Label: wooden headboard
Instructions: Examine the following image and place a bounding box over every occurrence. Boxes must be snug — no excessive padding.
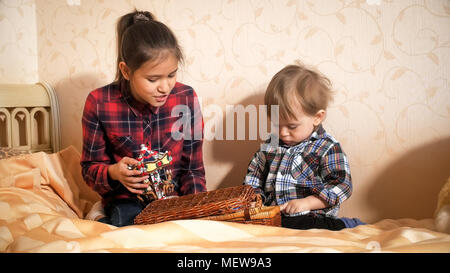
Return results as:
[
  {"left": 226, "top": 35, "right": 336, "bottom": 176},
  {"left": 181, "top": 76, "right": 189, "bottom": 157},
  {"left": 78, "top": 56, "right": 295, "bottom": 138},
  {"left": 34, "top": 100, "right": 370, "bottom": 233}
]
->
[{"left": 0, "top": 82, "right": 61, "bottom": 153}]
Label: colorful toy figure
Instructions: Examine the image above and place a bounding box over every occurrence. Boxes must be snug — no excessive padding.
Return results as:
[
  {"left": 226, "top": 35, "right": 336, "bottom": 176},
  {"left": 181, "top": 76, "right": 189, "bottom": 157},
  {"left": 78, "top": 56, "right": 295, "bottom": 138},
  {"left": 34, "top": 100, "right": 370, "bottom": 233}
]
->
[{"left": 129, "top": 144, "right": 175, "bottom": 203}]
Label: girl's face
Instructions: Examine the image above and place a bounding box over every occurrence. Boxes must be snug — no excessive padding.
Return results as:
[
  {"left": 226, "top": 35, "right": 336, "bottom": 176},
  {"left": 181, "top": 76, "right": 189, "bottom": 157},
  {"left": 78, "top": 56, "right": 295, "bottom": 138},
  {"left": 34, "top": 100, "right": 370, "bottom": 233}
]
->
[{"left": 120, "top": 53, "right": 178, "bottom": 107}]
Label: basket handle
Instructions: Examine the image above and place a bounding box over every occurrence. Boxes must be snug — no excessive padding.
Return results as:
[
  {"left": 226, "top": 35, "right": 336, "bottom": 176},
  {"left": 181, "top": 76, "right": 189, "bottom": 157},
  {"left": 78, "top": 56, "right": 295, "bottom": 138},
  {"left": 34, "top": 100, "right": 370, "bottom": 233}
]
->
[
  {"left": 253, "top": 194, "right": 262, "bottom": 208},
  {"left": 243, "top": 208, "right": 251, "bottom": 221}
]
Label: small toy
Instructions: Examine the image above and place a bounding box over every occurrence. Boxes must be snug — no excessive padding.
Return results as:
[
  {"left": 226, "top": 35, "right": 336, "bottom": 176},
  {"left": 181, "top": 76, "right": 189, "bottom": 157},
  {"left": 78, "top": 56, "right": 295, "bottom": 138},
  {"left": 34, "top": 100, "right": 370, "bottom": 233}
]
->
[{"left": 128, "top": 144, "right": 175, "bottom": 204}]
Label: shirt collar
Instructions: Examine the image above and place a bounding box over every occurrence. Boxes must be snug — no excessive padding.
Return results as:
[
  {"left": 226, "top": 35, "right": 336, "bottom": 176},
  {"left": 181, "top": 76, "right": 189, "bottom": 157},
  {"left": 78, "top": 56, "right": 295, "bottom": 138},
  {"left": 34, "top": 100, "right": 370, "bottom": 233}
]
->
[
  {"left": 310, "top": 124, "right": 325, "bottom": 141},
  {"left": 120, "top": 81, "right": 160, "bottom": 116},
  {"left": 280, "top": 124, "right": 326, "bottom": 149}
]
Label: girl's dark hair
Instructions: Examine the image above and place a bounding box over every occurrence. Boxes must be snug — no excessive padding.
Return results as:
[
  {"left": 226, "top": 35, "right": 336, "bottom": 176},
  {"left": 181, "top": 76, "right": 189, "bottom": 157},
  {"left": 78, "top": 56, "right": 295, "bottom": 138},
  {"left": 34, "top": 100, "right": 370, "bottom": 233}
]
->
[{"left": 115, "top": 10, "right": 184, "bottom": 84}]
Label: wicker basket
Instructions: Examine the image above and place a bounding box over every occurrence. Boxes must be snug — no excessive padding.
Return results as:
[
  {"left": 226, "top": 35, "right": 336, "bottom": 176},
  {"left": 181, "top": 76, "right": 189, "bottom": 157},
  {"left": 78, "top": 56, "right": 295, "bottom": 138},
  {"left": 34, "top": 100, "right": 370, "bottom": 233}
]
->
[
  {"left": 199, "top": 205, "right": 281, "bottom": 226},
  {"left": 134, "top": 185, "right": 279, "bottom": 225}
]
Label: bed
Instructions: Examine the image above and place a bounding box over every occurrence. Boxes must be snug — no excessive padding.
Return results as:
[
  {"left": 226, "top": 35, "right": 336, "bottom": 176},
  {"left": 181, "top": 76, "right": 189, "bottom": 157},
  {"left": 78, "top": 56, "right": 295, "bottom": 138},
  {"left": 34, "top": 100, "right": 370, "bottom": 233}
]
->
[
  {"left": 0, "top": 83, "right": 449, "bottom": 253},
  {"left": 0, "top": 82, "right": 60, "bottom": 155}
]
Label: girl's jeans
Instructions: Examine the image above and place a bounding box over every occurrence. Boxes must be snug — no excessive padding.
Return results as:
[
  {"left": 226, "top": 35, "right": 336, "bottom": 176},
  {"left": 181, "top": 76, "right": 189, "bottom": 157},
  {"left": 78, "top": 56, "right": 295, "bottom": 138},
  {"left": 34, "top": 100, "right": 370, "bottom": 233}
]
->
[{"left": 98, "top": 199, "right": 145, "bottom": 227}]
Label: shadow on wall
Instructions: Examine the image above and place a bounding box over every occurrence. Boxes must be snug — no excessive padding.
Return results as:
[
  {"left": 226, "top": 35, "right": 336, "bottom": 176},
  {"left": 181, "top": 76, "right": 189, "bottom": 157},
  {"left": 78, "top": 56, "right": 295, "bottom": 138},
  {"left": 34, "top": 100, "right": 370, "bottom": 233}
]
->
[
  {"left": 367, "top": 137, "right": 450, "bottom": 221},
  {"left": 209, "top": 92, "right": 267, "bottom": 189}
]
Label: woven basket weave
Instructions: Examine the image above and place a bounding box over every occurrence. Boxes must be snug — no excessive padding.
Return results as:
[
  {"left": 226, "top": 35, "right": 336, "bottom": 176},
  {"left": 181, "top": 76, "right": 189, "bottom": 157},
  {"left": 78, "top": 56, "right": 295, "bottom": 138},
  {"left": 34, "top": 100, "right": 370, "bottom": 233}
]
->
[
  {"left": 134, "top": 185, "right": 279, "bottom": 225},
  {"left": 199, "top": 205, "right": 281, "bottom": 226}
]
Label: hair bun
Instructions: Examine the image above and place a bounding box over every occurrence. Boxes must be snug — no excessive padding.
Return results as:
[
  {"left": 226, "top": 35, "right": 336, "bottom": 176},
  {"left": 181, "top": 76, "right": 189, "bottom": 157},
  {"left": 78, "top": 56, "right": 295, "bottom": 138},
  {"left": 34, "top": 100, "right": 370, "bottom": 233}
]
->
[{"left": 133, "top": 12, "right": 152, "bottom": 23}]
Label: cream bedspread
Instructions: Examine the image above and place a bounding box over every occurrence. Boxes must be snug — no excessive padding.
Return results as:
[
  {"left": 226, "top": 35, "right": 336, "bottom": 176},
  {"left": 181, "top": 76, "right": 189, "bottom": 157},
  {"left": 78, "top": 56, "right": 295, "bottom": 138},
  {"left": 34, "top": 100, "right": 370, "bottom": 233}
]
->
[{"left": 0, "top": 147, "right": 449, "bottom": 253}]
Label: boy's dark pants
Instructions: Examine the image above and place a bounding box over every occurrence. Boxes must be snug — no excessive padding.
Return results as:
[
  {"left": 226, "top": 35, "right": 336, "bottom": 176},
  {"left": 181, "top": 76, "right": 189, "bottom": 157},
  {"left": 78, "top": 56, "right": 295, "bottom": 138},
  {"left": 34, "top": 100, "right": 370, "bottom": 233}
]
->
[{"left": 281, "top": 214, "right": 346, "bottom": 231}]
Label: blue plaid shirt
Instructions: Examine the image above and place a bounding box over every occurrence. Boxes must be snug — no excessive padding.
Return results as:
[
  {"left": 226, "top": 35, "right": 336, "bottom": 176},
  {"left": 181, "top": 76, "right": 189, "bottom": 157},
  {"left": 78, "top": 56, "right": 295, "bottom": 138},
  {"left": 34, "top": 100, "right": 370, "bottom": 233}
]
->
[{"left": 244, "top": 125, "right": 352, "bottom": 217}]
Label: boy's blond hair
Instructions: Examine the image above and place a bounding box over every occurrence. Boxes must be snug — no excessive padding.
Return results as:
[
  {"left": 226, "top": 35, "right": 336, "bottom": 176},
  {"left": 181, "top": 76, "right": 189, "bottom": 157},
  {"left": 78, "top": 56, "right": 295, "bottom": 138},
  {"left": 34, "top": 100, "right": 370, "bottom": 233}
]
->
[{"left": 265, "top": 62, "right": 333, "bottom": 120}]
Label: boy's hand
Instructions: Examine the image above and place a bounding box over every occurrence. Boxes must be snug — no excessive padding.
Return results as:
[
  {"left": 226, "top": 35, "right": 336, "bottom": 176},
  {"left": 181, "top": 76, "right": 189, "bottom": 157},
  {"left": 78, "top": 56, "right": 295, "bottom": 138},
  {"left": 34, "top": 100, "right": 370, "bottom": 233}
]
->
[
  {"left": 279, "top": 195, "right": 328, "bottom": 215},
  {"left": 279, "top": 199, "right": 311, "bottom": 215},
  {"left": 107, "top": 157, "right": 149, "bottom": 194}
]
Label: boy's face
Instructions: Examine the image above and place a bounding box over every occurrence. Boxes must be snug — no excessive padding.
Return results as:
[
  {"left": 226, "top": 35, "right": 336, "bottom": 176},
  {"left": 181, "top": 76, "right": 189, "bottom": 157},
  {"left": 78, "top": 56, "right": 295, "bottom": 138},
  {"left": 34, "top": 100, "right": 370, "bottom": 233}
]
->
[
  {"left": 120, "top": 53, "right": 178, "bottom": 107},
  {"left": 275, "top": 105, "right": 325, "bottom": 146}
]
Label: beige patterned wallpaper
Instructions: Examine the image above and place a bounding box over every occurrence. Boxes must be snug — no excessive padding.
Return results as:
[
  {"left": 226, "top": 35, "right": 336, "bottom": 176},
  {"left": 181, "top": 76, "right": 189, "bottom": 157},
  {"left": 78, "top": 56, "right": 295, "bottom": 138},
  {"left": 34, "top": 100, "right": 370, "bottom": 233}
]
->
[
  {"left": 0, "top": 0, "right": 38, "bottom": 83},
  {"left": 1, "top": 0, "right": 450, "bottom": 223}
]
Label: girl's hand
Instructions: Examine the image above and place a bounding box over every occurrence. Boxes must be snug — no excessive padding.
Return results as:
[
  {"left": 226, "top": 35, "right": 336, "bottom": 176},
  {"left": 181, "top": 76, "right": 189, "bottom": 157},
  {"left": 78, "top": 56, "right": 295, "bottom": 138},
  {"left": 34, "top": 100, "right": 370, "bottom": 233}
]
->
[{"left": 107, "top": 157, "right": 149, "bottom": 194}]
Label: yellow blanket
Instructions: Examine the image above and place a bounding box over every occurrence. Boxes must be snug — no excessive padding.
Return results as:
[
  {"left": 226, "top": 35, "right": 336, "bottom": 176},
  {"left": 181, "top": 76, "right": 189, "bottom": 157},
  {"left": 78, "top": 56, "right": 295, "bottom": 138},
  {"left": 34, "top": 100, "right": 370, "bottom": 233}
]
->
[{"left": 0, "top": 147, "right": 449, "bottom": 253}]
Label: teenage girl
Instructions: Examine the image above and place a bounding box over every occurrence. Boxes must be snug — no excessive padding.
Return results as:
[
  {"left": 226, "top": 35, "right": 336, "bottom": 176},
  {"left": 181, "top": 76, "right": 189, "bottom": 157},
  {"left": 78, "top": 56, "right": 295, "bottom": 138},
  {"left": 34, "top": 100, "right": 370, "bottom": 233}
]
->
[{"left": 81, "top": 10, "right": 206, "bottom": 227}]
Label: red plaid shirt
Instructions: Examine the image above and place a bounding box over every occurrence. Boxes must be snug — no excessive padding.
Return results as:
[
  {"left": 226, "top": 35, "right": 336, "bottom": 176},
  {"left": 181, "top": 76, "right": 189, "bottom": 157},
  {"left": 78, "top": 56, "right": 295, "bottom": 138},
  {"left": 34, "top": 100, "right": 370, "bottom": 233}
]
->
[{"left": 81, "top": 82, "right": 206, "bottom": 206}]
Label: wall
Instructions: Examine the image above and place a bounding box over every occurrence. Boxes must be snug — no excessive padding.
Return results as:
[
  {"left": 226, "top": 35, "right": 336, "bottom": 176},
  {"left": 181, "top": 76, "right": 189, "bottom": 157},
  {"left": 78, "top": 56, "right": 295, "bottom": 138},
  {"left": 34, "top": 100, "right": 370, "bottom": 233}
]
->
[
  {"left": 0, "top": 0, "right": 38, "bottom": 83},
  {"left": 3, "top": 0, "right": 450, "bottom": 223}
]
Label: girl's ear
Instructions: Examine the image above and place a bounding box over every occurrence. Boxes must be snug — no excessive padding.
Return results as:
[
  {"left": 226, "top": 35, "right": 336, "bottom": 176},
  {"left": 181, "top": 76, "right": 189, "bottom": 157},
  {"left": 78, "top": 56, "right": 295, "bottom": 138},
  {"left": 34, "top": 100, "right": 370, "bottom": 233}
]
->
[
  {"left": 313, "top": 110, "right": 326, "bottom": 126},
  {"left": 119, "top": 61, "right": 131, "bottom": 80}
]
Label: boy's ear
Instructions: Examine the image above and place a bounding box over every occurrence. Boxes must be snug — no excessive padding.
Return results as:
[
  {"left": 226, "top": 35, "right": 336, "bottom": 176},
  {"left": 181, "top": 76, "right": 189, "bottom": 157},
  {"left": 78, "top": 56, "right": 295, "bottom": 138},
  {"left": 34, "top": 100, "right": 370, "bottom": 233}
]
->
[
  {"left": 313, "top": 110, "right": 326, "bottom": 126},
  {"left": 119, "top": 61, "right": 131, "bottom": 80}
]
